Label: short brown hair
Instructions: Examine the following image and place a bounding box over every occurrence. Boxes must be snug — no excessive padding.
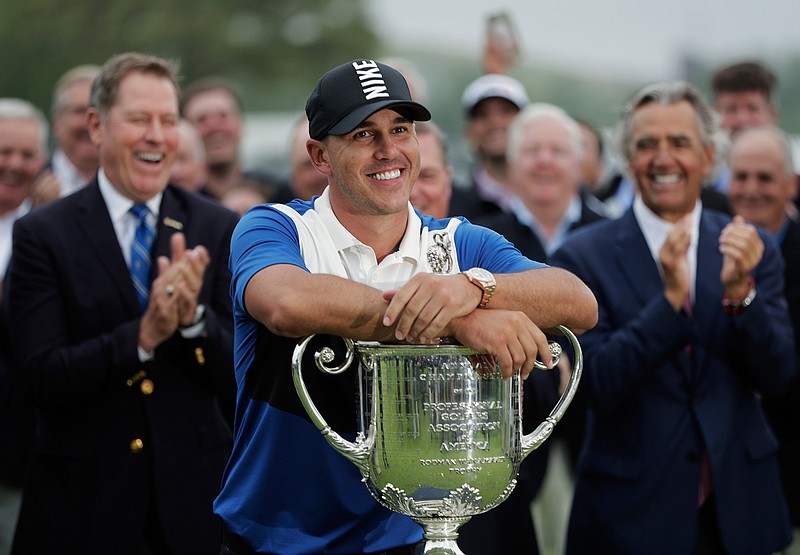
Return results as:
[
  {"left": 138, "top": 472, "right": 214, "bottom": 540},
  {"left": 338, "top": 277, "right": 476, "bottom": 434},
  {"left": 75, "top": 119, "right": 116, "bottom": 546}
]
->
[
  {"left": 51, "top": 64, "right": 101, "bottom": 117},
  {"left": 710, "top": 61, "right": 777, "bottom": 101},
  {"left": 89, "top": 52, "right": 180, "bottom": 117},
  {"left": 179, "top": 76, "right": 243, "bottom": 117}
]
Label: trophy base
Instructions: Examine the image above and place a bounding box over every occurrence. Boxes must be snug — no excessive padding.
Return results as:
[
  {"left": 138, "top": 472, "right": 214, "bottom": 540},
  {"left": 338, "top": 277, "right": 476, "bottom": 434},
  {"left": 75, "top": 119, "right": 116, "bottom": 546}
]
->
[{"left": 412, "top": 516, "right": 470, "bottom": 555}]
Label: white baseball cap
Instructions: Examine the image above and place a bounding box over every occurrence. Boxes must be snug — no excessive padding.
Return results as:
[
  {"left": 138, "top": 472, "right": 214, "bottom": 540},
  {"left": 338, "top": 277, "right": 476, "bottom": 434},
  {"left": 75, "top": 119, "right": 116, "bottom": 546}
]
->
[{"left": 461, "top": 74, "right": 529, "bottom": 116}]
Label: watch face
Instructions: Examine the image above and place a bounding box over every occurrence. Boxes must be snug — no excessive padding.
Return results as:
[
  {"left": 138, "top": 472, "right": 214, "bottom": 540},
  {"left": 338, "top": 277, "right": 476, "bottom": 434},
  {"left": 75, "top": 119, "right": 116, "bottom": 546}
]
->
[{"left": 470, "top": 268, "right": 493, "bottom": 282}]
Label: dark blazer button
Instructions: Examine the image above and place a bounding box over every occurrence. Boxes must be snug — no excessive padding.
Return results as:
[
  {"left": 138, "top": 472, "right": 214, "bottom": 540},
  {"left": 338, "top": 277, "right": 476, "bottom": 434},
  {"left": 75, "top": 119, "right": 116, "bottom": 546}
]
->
[{"left": 130, "top": 438, "right": 144, "bottom": 454}]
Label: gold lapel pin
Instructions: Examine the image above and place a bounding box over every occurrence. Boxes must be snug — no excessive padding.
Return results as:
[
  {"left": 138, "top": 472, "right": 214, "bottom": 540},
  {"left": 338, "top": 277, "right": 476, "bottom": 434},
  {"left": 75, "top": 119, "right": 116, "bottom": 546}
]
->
[{"left": 163, "top": 217, "right": 183, "bottom": 231}]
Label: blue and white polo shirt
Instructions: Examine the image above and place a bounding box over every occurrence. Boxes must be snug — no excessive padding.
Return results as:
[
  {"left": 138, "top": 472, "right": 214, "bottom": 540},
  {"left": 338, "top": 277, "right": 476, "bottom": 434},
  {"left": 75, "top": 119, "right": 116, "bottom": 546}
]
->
[{"left": 214, "top": 188, "right": 546, "bottom": 554}]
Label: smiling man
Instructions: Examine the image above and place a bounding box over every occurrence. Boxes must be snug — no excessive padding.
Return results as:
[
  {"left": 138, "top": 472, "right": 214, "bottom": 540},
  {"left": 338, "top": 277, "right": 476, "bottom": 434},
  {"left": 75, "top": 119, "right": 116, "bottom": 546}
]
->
[
  {"left": 51, "top": 65, "right": 102, "bottom": 197},
  {"left": 0, "top": 98, "right": 47, "bottom": 554},
  {"left": 7, "top": 52, "right": 239, "bottom": 555},
  {"left": 711, "top": 61, "right": 778, "bottom": 140},
  {"left": 0, "top": 100, "right": 47, "bottom": 279},
  {"left": 449, "top": 73, "right": 529, "bottom": 221},
  {"left": 214, "top": 59, "right": 598, "bottom": 555},
  {"left": 727, "top": 125, "right": 800, "bottom": 551},
  {"left": 551, "top": 82, "right": 795, "bottom": 555},
  {"left": 180, "top": 77, "right": 245, "bottom": 201},
  {"left": 727, "top": 126, "right": 798, "bottom": 236},
  {"left": 461, "top": 103, "right": 607, "bottom": 555}
]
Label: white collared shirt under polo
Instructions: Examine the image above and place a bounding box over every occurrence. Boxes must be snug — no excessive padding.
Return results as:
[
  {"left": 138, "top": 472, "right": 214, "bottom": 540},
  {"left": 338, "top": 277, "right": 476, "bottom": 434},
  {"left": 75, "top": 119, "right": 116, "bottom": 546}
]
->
[{"left": 265, "top": 187, "right": 488, "bottom": 291}]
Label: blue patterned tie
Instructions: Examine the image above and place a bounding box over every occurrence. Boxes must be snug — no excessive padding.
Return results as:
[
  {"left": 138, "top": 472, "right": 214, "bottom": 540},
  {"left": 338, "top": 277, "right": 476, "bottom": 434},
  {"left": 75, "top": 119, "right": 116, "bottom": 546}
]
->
[{"left": 129, "top": 205, "right": 155, "bottom": 313}]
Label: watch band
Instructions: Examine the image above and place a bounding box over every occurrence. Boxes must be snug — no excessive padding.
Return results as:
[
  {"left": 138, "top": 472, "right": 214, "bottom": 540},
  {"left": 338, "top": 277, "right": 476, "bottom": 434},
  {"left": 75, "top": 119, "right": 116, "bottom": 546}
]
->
[
  {"left": 463, "top": 268, "right": 496, "bottom": 309},
  {"left": 722, "top": 278, "right": 756, "bottom": 316}
]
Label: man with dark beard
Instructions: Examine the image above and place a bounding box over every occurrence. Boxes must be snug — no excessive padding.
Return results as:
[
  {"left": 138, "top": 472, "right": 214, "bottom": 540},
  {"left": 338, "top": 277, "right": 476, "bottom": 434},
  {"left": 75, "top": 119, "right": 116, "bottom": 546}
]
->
[{"left": 449, "top": 73, "right": 529, "bottom": 221}]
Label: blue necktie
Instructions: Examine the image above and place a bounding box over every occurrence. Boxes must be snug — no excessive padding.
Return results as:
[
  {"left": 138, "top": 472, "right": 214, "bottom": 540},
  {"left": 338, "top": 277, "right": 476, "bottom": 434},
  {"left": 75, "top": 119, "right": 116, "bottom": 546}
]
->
[{"left": 129, "top": 205, "right": 155, "bottom": 313}]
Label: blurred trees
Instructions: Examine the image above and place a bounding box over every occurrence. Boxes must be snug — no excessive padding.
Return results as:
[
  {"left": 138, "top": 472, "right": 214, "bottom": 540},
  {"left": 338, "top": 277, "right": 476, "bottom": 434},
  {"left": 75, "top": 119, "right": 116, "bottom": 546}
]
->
[
  {"left": 3, "top": 0, "right": 798, "bottom": 177},
  {"left": 0, "top": 0, "right": 379, "bottom": 114}
]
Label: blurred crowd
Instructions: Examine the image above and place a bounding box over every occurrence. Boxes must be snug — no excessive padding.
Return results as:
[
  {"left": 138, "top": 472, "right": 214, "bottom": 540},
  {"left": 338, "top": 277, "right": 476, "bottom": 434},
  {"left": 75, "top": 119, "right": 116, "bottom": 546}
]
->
[{"left": 0, "top": 12, "right": 799, "bottom": 555}]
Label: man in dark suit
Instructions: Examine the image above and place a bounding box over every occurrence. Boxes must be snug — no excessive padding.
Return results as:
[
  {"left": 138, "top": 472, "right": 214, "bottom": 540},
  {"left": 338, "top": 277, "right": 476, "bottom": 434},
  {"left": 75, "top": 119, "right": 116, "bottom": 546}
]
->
[
  {"left": 726, "top": 124, "right": 800, "bottom": 551},
  {"left": 461, "top": 102, "right": 605, "bottom": 555},
  {"left": 27, "top": 65, "right": 101, "bottom": 208},
  {"left": 449, "top": 73, "right": 529, "bottom": 222},
  {"left": 0, "top": 97, "right": 48, "bottom": 554},
  {"left": 551, "top": 82, "right": 795, "bottom": 555},
  {"left": 477, "top": 102, "right": 607, "bottom": 262},
  {"left": 7, "top": 52, "right": 238, "bottom": 555}
]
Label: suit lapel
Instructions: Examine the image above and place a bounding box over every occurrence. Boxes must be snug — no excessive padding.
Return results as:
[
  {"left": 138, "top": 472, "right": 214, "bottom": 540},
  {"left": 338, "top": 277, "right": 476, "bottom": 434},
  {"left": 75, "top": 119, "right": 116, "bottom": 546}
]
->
[
  {"left": 154, "top": 186, "right": 189, "bottom": 260},
  {"left": 76, "top": 181, "right": 140, "bottom": 314},
  {"left": 614, "top": 210, "right": 663, "bottom": 306},
  {"left": 616, "top": 209, "right": 696, "bottom": 383},
  {"left": 693, "top": 211, "right": 726, "bottom": 376}
]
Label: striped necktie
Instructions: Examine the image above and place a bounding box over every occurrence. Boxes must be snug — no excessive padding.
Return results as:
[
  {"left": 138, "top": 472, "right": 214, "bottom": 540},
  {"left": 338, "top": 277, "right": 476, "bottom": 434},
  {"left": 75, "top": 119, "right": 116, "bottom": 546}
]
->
[{"left": 129, "top": 204, "right": 155, "bottom": 313}]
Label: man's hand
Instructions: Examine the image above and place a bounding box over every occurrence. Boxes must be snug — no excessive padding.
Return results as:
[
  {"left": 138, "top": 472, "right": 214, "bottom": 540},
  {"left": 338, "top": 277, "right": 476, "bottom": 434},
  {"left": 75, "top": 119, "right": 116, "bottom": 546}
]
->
[
  {"left": 482, "top": 13, "right": 520, "bottom": 74},
  {"left": 30, "top": 170, "right": 61, "bottom": 208},
  {"left": 138, "top": 233, "right": 209, "bottom": 352},
  {"left": 659, "top": 214, "right": 692, "bottom": 311},
  {"left": 166, "top": 233, "right": 209, "bottom": 327},
  {"left": 382, "top": 273, "right": 482, "bottom": 343},
  {"left": 719, "top": 215, "right": 763, "bottom": 297},
  {"left": 447, "top": 309, "right": 552, "bottom": 379}
]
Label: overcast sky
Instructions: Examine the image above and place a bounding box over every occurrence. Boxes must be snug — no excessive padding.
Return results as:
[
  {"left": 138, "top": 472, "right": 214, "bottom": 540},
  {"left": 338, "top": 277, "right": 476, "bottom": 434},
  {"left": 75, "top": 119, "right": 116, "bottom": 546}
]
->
[{"left": 367, "top": 0, "right": 800, "bottom": 80}]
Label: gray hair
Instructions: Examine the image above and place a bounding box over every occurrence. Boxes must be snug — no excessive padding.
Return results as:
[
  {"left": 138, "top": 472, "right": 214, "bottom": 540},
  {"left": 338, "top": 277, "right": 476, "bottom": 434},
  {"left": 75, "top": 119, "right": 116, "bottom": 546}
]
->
[
  {"left": 616, "top": 81, "right": 718, "bottom": 161},
  {"left": 730, "top": 125, "right": 796, "bottom": 178},
  {"left": 0, "top": 98, "right": 49, "bottom": 153},
  {"left": 506, "top": 102, "right": 584, "bottom": 163},
  {"left": 51, "top": 64, "right": 102, "bottom": 117}
]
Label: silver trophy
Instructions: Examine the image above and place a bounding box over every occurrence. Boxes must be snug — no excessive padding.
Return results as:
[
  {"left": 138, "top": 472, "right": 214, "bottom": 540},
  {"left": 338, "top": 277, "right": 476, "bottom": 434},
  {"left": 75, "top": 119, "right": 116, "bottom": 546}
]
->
[{"left": 292, "top": 326, "right": 582, "bottom": 555}]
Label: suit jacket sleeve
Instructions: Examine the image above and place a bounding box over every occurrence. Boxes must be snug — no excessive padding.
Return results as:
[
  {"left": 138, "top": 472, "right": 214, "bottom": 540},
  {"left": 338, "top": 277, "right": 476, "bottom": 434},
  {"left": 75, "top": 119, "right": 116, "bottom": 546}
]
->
[
  {"left": 550, "top": 221, "right": 795, "bottom": 414},
  {"left": 8, "top": 213, "right": 142, "bottom": 409},
  {"left": 154, "top": 208, "right": 237, "bottom": 411},
  {"left": 6, "top": 195, "right": 238, "bottom": 413}
]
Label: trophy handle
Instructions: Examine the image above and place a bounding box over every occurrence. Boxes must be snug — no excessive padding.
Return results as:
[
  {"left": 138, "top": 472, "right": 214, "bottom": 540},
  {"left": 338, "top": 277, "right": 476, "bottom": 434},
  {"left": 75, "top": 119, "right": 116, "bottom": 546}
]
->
[
  {"left": 521, "top": 325, "right": 583, "bottom": 460},
  {"left": 292, "top": 335, "right": 372, "bottom": 474}
]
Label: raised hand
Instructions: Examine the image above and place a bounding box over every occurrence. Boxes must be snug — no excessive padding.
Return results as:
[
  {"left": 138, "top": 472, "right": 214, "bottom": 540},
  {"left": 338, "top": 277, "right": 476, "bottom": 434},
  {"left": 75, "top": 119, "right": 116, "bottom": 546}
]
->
[
  {"left": 138, "top": 232, "right": 210, "bottom": 352},
  {"left": 719, "top": 215, "right": 763, "bottom": 297},
  {"left": 659, "top": 214, "right": 692, "bottom": 311}
]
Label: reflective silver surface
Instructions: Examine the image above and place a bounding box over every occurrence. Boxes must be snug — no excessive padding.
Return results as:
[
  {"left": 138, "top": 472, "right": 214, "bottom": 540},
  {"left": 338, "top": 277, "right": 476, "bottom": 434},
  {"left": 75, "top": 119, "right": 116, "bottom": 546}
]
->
[{"left": 292, "top": 327, "right": 582, "bottom": 555}]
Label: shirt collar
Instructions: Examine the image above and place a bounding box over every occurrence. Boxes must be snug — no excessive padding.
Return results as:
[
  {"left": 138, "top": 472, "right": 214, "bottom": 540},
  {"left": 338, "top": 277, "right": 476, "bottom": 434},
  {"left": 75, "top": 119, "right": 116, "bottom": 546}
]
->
[
  {"left": 511, "top": 195, "right": 583, "bottom": 255},
  {"left": 474, "top": 165, "right": 516, "bottom": 211},
  {"left": 314, "top": 187, "right": 422, "bottom": 264},
  {"left": 52, "top": 149, "right": 87, "bottom": 197},
  {"left": 633, "top": 196, "right": 701, "bottom": 256},
  {"left": 0, "top": 198, "right": 31, "bottom": 223},
  {"left": 395, "top": 206, "right": 423, "bottom": 264},
  {"left": 774, "top": 215, "right": 793, "bottom": 246},
  {"left": 632, "top": 195, "right": 701, "bottom": 300},
  {"left": 98, "top": 167, "right": 162, "bottom": 224}
]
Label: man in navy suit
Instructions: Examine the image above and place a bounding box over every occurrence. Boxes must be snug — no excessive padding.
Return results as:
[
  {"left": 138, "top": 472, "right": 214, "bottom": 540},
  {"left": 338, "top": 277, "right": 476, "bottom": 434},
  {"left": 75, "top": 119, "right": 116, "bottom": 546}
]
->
[
  {"left": 7, "top": 52, "right": 238, "bottom": 555},
  {"left": 726, "top": 125, "right": 800, "bottom": 552},
  {"left": 551, "top": 81, "right": 795, "bottom": 555},
  {"left": 460, "top": 102, "right": 607, "bottom": 555}
]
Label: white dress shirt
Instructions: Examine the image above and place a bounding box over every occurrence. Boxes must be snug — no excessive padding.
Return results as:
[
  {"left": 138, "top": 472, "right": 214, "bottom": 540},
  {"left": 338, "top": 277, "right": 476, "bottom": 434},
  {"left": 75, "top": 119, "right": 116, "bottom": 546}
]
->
[{"left": 633, "top": 195, "right": 701, "bottom": 303}]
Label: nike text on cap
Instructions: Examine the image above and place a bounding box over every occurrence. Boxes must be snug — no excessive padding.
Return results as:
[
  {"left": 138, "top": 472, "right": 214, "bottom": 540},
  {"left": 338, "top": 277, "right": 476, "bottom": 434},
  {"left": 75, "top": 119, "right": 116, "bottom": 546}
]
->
[{"left": 306, "top": 59, "right": 432, "bottom": 140}]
